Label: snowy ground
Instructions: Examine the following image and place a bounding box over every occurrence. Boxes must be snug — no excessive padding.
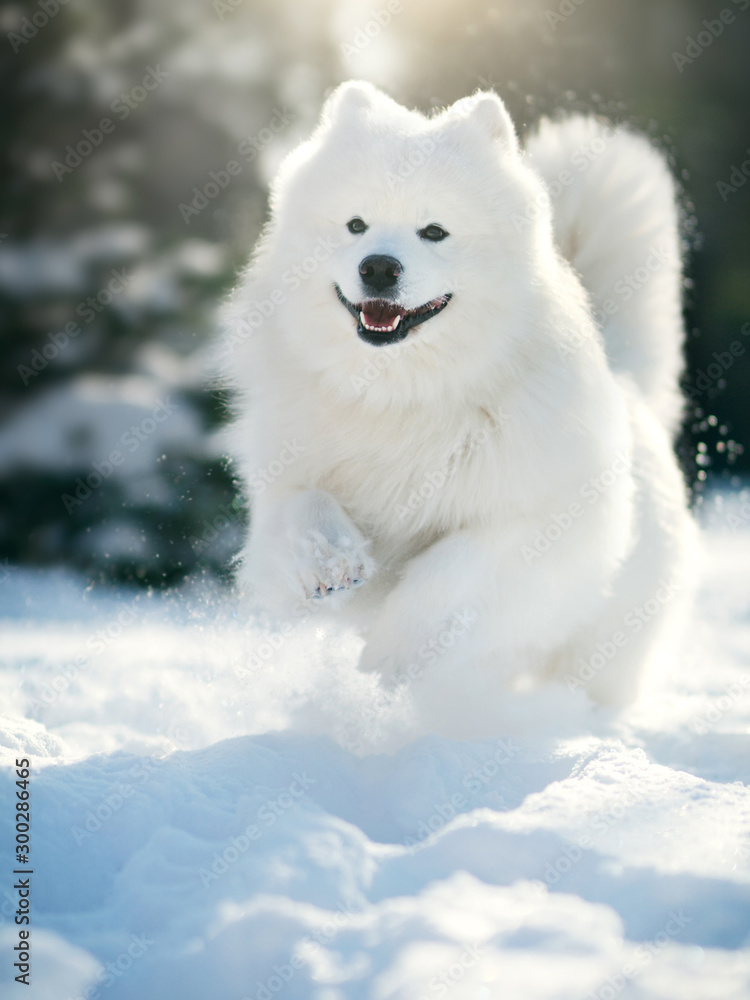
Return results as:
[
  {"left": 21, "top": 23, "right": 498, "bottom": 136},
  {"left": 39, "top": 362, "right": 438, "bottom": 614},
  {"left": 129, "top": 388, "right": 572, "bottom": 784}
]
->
[{"left": 1, "top": 494, "right": 750, "bottom": 1000}]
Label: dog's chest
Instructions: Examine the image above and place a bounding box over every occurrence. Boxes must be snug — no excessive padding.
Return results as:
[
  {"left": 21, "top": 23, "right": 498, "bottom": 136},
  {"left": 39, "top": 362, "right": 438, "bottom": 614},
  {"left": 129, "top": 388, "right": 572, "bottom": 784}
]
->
[{"left": 308, "top": 401, "right": 508, "bottom": 547}]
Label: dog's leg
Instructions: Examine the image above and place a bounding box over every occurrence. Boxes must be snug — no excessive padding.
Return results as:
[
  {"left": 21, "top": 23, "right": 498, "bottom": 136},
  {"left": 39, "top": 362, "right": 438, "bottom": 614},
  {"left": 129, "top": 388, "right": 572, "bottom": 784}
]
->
[
  {"left": 357, "top": 531, "right": 496, "bottom": 683},
  {"left": 238, "top": 489, "right": 375, "bottom": 608},
  {"left": 357, "top": 522, "right": 615, "bottom": 686}
]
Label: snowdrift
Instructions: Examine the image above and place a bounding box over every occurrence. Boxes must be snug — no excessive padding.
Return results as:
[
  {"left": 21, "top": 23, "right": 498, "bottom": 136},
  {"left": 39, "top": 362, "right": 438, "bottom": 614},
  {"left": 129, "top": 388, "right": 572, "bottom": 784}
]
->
[{"left": 1, "top": 505, "right": 750, "bottom": 999}]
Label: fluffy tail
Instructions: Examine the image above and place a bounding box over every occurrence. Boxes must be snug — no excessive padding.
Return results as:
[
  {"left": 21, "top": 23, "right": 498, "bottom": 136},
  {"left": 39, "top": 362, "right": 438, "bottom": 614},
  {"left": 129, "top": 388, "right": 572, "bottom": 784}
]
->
[{"left": 525, "top": 116, "right": 685, "bottom": 434}]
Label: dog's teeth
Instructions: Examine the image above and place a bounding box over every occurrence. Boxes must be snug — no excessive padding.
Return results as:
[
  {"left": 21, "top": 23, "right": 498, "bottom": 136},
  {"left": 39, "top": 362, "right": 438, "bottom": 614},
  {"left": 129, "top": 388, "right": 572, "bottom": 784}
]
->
[{"left": 359, "top": 312, "right": 402, "bottom": 334}]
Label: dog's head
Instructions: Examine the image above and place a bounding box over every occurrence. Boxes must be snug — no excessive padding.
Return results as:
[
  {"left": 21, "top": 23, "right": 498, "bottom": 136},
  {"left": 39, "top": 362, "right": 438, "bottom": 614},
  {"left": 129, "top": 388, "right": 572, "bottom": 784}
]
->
[{"left": 238, "top": 82, "right": 552, "bottom": 402}]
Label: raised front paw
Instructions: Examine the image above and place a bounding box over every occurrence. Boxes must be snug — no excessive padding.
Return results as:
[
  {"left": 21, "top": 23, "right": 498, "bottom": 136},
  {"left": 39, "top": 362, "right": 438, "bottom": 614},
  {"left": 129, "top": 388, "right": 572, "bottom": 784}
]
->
[{"left": 294, "top": 529, "right": 373, "bottom": 601}]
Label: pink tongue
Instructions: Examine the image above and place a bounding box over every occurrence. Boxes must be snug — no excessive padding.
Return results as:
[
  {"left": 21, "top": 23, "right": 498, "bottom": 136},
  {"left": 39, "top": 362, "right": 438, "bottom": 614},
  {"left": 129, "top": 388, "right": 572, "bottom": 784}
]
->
[{"left": 361, "top": 301, "right": 406, "bottom": 328}]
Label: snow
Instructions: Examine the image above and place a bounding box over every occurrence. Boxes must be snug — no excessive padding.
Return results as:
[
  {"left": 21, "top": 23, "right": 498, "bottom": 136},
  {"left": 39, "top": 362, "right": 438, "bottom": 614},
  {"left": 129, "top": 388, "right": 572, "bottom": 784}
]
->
[{"left": 1, "top": 503, "right": 750, "bottom": 999}]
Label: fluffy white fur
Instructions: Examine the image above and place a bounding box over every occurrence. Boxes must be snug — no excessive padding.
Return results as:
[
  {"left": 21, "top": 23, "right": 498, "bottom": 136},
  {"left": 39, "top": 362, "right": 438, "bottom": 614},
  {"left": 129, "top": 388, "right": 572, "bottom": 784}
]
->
[{"left": 222, "top": 81, "right": 694, "bottom": 710}]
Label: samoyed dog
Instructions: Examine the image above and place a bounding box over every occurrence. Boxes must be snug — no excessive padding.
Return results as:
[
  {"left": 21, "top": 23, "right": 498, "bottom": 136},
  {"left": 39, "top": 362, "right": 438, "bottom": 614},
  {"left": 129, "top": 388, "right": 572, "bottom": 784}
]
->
[{"left": 222, "top": 81, "right": 694, "bottom": 711}]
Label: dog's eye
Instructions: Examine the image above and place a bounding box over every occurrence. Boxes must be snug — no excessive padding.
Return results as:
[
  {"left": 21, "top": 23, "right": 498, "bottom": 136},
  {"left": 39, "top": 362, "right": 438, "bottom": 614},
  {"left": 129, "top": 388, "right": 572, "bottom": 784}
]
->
[
  {"left": 419, "top": 224, "right": 449, "bottom": 242},
  {"left": 347, "top": 217, "right": 368, "bottom": 234}
]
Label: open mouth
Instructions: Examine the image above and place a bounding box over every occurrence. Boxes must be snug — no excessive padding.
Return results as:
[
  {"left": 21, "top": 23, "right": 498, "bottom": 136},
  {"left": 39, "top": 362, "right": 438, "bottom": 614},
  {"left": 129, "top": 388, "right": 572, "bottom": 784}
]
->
[{"left": 335, "top": 285, "right": 451, "bottom": 346}]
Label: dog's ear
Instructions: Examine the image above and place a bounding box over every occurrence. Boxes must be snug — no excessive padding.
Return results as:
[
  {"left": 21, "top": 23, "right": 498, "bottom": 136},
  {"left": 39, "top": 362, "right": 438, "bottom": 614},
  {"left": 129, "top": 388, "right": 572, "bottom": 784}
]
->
[
  {"left": 445, "top": 91, "right": 519, "bottom": 155},
  {"left": 321, "top": 80, "right": 379, "bottom": 127}
]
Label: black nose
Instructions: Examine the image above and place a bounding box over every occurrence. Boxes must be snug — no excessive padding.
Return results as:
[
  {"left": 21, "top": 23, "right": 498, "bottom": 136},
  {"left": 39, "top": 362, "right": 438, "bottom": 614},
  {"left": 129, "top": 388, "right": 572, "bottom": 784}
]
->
[{"left": 359, "top": 254, "right": 402, "bottom": 295}]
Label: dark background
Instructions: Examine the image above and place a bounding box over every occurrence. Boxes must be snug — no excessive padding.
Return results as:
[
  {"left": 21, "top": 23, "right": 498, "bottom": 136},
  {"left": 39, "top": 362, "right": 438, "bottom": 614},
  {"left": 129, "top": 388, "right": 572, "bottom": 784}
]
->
[{"left": 1, "top": 0, "right": 748, "bottom": 587}]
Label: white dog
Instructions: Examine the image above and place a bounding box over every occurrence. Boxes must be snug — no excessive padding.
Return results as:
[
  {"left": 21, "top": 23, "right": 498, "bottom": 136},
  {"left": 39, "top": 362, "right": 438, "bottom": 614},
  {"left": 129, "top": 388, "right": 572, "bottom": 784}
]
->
[{"left": 222, "top": 81, "right": 694, "bottom": 708}]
